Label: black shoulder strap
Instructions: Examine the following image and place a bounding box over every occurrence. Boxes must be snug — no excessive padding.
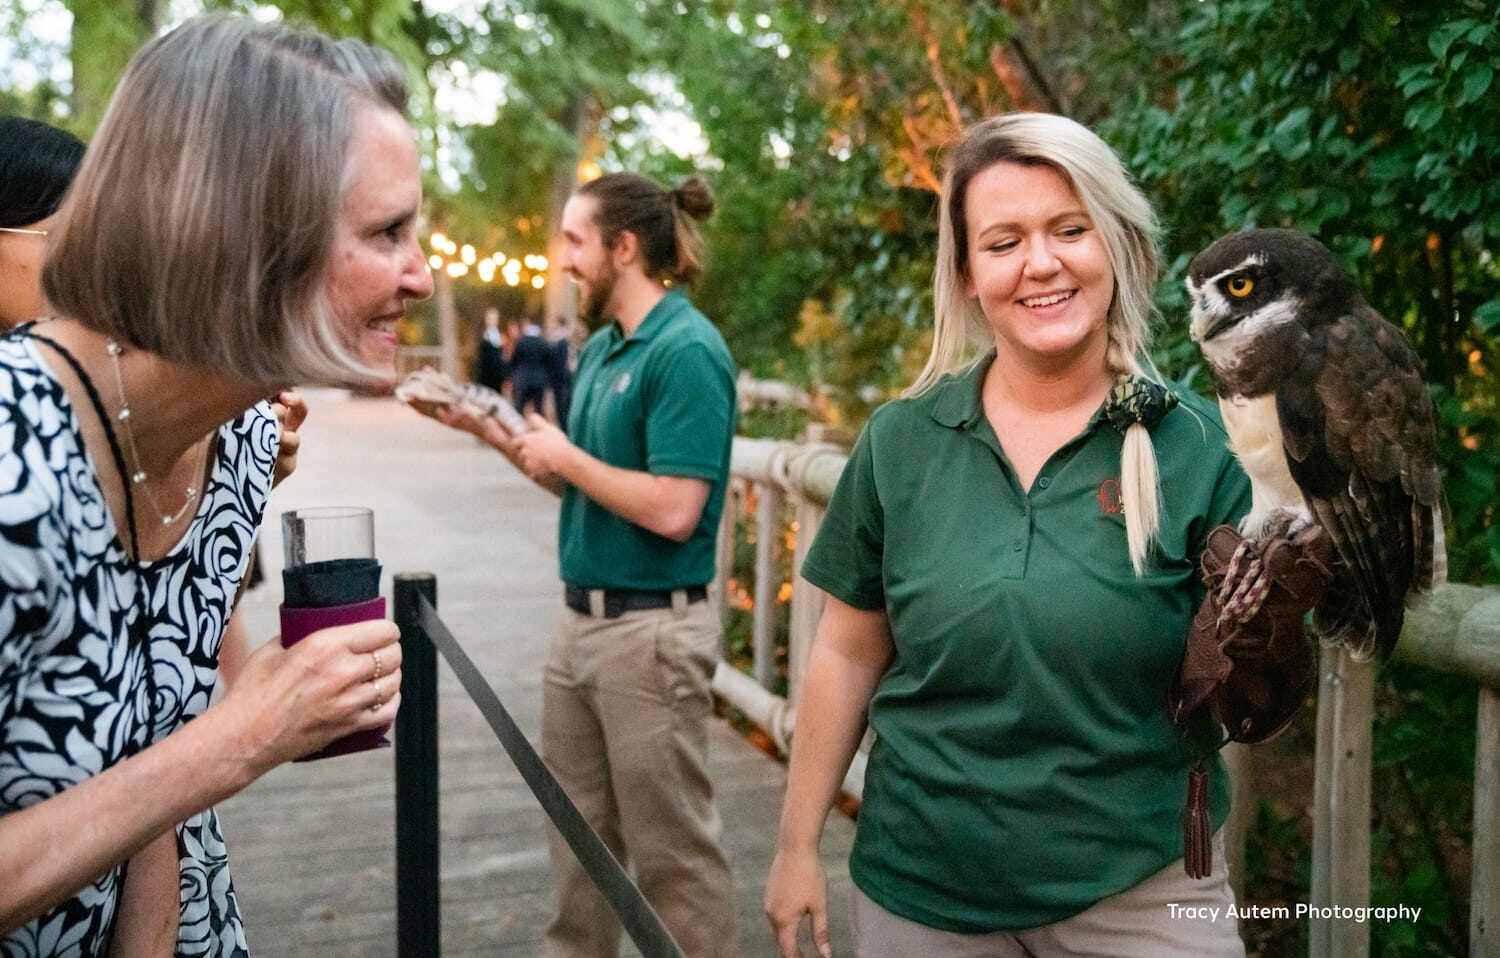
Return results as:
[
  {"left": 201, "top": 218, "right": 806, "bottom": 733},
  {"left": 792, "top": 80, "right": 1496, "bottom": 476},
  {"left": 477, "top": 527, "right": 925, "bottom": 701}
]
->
[{"left": 24, "top": 331, "right": 143, "bottom": 560}]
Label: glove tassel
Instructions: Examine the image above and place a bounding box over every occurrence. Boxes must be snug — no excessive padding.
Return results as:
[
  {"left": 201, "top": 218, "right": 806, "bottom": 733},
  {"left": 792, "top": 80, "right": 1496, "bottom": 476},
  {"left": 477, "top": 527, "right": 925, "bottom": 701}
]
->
[{"left": 1183, "top": 760, "right": 1212, "bottom": 879}]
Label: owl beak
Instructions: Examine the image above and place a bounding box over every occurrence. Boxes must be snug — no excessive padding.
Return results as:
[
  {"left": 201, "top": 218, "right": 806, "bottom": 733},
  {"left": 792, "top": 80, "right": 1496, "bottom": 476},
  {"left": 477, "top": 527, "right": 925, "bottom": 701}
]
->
[{"left": 1200, "top": 313, "right": 1240, "bottom": 342}]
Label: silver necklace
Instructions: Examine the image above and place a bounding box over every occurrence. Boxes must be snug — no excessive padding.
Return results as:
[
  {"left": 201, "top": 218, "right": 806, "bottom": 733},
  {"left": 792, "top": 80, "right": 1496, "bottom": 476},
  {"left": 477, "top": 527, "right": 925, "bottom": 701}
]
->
[{"left": 105, "top": 339, "right": 207, "bottom": 527}]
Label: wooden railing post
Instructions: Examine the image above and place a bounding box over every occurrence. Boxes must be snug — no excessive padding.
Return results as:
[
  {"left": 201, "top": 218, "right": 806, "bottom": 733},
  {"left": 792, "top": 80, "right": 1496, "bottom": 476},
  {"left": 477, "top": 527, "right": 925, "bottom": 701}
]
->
[
  {"left": 1309, "top": 645, "right": 1375, "bottom": 958},
  {"left": 1222, "top": 742, "right": 1251, "bottom": 905},
  {"left": 1467, "top": 592, "right": 1500, "bottom": 958},
  {"left": 394, "top": 573, "right": 440, "bottom": 958},
  {"left": 1474, "top": 687, "right": 1499, "bottom": 958},
  {"left": 752, "top": 481, "right": 784, "bottom": 690},
  {"left": 713, "top": 480, "right": 739, "bottom": 633}
]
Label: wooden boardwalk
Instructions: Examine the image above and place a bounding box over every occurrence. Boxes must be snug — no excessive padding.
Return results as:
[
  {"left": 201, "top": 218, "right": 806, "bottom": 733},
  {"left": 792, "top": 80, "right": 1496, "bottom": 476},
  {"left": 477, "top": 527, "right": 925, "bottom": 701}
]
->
[{"left": 221, "top": 390, "right": 856, "bottom": 956}]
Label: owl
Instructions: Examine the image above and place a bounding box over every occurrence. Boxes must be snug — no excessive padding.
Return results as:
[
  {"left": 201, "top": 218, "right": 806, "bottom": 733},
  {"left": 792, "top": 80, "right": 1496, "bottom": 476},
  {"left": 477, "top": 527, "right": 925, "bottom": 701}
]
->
[{"left": 1186, "top": 228, "right": 1444, "bottom": 661}]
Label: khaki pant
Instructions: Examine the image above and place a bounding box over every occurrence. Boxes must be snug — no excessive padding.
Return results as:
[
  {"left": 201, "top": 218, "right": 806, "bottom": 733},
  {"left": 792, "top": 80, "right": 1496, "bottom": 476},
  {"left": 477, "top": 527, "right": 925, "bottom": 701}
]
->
[
  {"left": 850, "top": 830, "right": 1244, "bottom": 957},
  {"left": 541, "top": 593, "right": 737, "bottom": 958}
]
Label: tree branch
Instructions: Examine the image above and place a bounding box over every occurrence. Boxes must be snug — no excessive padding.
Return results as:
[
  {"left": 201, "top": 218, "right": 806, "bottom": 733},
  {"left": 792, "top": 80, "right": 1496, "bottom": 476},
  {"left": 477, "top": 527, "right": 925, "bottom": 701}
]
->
[
  {"left": 899, "top": 115, "right": 944, "bottom": 194},
  {"left": 1005, "top": 36, "right": 1064, "bottom": 115},
  {"left": 988, "top": 43, "right": 1046, "bottom": 113},
  {"left": 1440, "top": 229, "right": 1458, "bottom": 384},
  {"left": 1415, "top": 236, "right": 1451, "bottom": 388},
  {"left": 905, "top": 1, "right": 964, "bottom": 129}
]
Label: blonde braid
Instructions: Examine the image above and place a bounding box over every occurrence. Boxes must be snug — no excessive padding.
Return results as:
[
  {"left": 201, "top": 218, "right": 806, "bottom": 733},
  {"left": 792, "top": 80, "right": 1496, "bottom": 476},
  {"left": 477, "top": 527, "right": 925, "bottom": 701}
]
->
[{"left": 1107, "top": 319, "right": 1165, "bottom": 576}]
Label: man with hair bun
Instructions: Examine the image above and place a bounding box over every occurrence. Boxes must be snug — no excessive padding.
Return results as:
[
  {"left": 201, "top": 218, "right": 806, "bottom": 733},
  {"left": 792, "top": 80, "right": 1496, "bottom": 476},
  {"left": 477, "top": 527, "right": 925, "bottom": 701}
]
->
[{"left": 425, "top": 170, "right": 738, "bottom": 957}]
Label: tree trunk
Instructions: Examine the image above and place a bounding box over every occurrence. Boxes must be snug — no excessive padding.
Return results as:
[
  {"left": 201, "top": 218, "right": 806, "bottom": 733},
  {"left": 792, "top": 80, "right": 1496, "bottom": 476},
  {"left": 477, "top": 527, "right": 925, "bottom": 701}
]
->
[
  {"left": 68, "top": 0, "right": 158, "bottom": 134},
  {"left": 545, "top": 94, "right": 588, "bottom": 342},
  {"left": 1416, "top": 235, "right": 1453, "bottom": 390}
]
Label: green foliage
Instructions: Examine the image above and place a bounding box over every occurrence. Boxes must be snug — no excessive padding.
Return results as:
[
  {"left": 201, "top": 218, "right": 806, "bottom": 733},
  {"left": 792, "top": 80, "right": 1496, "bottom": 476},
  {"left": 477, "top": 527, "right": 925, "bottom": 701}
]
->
[
  {"left": 1369, "top": 664, "right": 1477, "bottom": 956},
  {"left": 654, "top": 5, "right": 1494, "bottom": 953},
  {"left": 1100, "top": 0, "right": 1499, "bottom": 584},
  {"left": 0, "top": 0, "right": 72, "bottom": 122},
  {"left": 64, "top": 0, "right": 157, "bottom": 133},
  {"left": 631, "top": 2, "right": 990, "bottom": 394},
  {"left": 1092, "top": 7, "right": 1496, "bottom": 952},
  {"left": 5, "top": 7, "right": 1493, "bottom": 945}
]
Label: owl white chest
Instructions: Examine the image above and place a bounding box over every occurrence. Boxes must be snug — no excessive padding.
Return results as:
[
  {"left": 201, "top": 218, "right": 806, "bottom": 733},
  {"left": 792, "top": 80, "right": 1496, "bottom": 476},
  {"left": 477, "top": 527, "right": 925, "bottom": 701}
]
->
[{"left": 1218, "top": 393, "right": 1306, "bottom": 535}]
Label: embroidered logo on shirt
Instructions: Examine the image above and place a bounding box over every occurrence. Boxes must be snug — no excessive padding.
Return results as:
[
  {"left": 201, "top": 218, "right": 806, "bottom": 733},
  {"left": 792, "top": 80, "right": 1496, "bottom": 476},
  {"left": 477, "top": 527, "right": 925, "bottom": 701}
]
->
[
  {"left": 613, "top": 372, "right": 632, "bottom": 394},
  {"left": 1097, "top": 478, "right": 1123, "bottom": 515}
]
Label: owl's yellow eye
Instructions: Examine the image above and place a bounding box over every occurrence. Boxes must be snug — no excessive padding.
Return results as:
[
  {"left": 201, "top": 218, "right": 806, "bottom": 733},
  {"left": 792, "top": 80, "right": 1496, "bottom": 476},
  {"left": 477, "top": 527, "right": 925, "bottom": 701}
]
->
[{"left": 1227, "top": 276, "right": 1255, "bottom": 298}]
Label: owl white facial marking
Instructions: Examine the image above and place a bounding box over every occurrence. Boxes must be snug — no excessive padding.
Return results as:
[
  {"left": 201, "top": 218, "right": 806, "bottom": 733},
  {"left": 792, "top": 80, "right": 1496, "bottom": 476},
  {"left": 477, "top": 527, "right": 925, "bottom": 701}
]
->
[
  {"left": 1188, "top": 253, "right": 1266, "bottom": 343},
  {"left": 1197, "top": 293, "right": 1302, "bottom": 379}
]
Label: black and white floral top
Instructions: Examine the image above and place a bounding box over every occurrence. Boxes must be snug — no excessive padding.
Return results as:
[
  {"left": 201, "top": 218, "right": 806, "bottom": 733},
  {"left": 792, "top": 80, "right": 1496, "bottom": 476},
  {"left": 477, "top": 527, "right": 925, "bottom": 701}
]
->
[{"left": 0, "top": 334, "right": 277, "bottom": 956}]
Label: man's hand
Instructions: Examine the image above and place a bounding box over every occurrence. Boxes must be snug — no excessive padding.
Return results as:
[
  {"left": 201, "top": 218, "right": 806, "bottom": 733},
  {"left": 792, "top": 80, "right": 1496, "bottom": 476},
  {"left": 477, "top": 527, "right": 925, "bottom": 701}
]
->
[
  {"left": 270, "top": 390, "right": 307, "bottom": 488},
  {"left": 515, "top": 413, "right": 574, "bottom": 484},
  {"left": 430, "top": 400, "right": 516, "bottom": 454}
]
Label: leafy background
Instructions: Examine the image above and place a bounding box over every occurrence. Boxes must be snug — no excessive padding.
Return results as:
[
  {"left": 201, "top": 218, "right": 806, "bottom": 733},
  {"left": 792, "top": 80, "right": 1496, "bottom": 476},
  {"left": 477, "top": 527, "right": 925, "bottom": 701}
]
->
[{"left": 3, "top": 1, "right": 1494, "bottom": 953}]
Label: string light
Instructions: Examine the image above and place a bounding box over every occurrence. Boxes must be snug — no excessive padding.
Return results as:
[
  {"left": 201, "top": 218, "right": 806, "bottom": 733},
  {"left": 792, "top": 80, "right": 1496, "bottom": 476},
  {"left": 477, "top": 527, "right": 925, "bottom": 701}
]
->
[{"left": 423, "top": 231, "right": 550, "bottom": 289}]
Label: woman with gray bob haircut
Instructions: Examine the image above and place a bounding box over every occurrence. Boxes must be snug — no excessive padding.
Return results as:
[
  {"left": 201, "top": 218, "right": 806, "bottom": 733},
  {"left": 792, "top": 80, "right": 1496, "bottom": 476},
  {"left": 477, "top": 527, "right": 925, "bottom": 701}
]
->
[
  {"left": 765, "top": 113, "right": 1249, "bottom": 956},
  {"left": 0, "top": 15, "right": 431, "bottom": 956}
]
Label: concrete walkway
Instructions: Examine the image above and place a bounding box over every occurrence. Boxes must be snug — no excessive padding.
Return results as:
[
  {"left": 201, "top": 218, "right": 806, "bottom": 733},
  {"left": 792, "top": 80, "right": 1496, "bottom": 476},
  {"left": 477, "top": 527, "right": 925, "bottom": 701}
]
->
[{"left": 219, "top": 390, "right": 856, "bottom": 957}]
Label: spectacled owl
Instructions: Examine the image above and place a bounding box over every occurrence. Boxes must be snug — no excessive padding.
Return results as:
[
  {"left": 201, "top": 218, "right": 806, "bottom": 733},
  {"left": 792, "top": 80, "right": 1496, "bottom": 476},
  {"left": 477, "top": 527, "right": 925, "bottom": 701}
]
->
[{"left": 1187, "top": 228, "right": 1444, "bottom": 661}]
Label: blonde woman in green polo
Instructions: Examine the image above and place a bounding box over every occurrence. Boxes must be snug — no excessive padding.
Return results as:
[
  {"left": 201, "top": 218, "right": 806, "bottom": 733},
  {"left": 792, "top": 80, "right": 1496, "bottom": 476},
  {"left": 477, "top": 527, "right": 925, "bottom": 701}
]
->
[{"left": 764, "top": 113, "right": 1251, "bottom": 957}]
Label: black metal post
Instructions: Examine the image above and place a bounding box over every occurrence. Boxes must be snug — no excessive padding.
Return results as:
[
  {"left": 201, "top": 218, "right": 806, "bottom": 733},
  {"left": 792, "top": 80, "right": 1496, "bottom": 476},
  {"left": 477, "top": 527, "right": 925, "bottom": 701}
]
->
[{"left": 394, "top": 573, "right": 440, "bottom": 957}]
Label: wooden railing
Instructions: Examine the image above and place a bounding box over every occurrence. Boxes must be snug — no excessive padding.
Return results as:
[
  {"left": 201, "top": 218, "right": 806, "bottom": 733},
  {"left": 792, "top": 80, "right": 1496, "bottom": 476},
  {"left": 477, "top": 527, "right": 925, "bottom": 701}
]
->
[{"left": 712, "top": 436, "right": 1499, "bottom": 958}]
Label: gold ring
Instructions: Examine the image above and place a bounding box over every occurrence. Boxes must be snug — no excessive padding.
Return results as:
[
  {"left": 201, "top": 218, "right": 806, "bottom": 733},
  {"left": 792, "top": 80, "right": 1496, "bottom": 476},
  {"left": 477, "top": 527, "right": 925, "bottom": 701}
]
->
[
  {"left": 369, "top": 678, "right": 386, "bottom": 712},
  {"left": 371, "top": 650, "right": 384, "bottom": 681}
]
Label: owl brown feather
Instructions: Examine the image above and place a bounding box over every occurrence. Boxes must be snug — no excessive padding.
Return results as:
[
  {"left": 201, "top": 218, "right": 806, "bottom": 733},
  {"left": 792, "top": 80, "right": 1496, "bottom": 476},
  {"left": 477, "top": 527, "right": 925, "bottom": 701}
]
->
[{"left": 1188, "top": 229, "right": 1443, "bottom": 662}]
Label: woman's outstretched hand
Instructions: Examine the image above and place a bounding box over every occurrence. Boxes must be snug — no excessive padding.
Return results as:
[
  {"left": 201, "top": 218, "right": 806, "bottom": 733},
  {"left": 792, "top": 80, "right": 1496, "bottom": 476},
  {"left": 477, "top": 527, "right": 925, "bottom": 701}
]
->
[
  {"left": 764, "top": 845, "right": 833, "bottom": 958},
  {"left": 212, "top": 620, "right": 402, "bottom": 773},
  {"left": 270, "top": 389, "right": 307, "bottom": 488}
]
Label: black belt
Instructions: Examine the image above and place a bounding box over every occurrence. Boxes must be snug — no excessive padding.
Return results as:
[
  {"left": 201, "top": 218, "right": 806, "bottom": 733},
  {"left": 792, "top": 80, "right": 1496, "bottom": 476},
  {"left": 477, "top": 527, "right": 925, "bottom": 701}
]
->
[{"left": 564, "top": 584, "right": 708, "bottom": 618}]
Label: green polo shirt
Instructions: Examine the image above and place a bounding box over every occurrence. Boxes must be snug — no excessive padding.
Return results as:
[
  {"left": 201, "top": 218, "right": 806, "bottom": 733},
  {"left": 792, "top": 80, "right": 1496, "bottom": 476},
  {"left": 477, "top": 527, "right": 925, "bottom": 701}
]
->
[
  {"left": 800, "top": 353, "right": 1250, "bottom": 932},
  {"left": 558, "top": 290, "right": 736, "bottom": 590}
]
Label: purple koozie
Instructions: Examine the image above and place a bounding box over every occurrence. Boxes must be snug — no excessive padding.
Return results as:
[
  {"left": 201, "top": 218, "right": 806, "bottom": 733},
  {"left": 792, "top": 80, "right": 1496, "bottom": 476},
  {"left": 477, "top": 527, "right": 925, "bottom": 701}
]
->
[{"left": 280, "top": 595, "right": 391, "bottom": 760}]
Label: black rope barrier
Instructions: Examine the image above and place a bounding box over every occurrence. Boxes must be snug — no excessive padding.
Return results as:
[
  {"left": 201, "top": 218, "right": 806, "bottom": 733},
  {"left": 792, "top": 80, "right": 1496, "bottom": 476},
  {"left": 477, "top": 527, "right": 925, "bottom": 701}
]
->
[{"left": 393, "top": 572, "right": 685, "bottom": 958}]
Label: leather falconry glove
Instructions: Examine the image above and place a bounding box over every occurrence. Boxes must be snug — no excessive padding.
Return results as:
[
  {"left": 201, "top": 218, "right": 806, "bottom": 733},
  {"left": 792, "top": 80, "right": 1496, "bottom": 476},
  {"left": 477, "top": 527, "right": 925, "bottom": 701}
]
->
[{"left": 1170, "top": 521, "right": 1334, "bottom": 878}]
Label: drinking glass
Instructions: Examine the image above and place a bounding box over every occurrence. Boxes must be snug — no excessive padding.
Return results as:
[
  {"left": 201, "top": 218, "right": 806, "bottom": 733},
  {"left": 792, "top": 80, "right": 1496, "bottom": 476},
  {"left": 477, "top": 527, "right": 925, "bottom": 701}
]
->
[{"left": 279, "top": 506, "right": 389, "bottom": 759}]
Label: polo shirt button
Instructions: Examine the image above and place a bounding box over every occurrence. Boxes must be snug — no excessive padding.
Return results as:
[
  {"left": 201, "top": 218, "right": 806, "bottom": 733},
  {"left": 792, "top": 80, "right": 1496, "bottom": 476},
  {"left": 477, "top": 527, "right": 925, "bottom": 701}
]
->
[
  {"left": 1037, "top": 476, "right": 1051, "bottom": 489},
  {"left": 1013, "top": 539, "right": 1024, "bottom": 552}
]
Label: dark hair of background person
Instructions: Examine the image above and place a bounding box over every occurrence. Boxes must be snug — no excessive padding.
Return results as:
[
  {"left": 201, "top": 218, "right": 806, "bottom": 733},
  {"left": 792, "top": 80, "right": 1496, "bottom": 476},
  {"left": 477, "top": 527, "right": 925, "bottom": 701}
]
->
[
  {"left": 577, "top": 172, "right": 715, "bottom": 285},
  {"left": 0, "top": 116, "right": 86, "bottom": 228}
]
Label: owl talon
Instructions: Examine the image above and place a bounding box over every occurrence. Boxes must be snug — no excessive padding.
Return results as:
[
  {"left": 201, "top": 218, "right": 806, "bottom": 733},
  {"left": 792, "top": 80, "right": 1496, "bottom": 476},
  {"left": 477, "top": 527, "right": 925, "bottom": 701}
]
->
[{"left": 1261, "top": 508, "right": 1311, "bottom": 543}]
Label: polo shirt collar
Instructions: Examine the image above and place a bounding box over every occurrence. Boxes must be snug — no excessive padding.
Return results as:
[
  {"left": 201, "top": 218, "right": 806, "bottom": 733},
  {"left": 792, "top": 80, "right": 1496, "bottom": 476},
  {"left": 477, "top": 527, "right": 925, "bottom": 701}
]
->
[
  {"left": 926, "top": 348, "right": 1114, "bottom": 437},
  {"left": 611, "top": 288, "right": 688, "bottom": 346},
  {"left": 928, "top": 351, "right": 992, "bottom": 429}
]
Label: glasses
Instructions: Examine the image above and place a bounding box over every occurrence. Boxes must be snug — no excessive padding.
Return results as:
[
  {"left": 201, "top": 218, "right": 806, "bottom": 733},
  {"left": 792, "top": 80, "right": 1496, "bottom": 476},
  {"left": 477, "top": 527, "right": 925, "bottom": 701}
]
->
[{"left": 0, "top": 227, "right": 48, "bottom": 237}]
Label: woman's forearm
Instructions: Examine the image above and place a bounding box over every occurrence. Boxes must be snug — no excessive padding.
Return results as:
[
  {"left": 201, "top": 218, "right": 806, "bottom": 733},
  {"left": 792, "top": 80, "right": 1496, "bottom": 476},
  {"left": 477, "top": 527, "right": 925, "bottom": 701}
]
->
[
  {"left": 109, "top": 830, "right": 181, "bottom": 956},
  {"left": 776, "top": 608, "right": 891, "bottom": 853},
  {"left": 0, "top": 706, "right": 254, "bottom": 934}
]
